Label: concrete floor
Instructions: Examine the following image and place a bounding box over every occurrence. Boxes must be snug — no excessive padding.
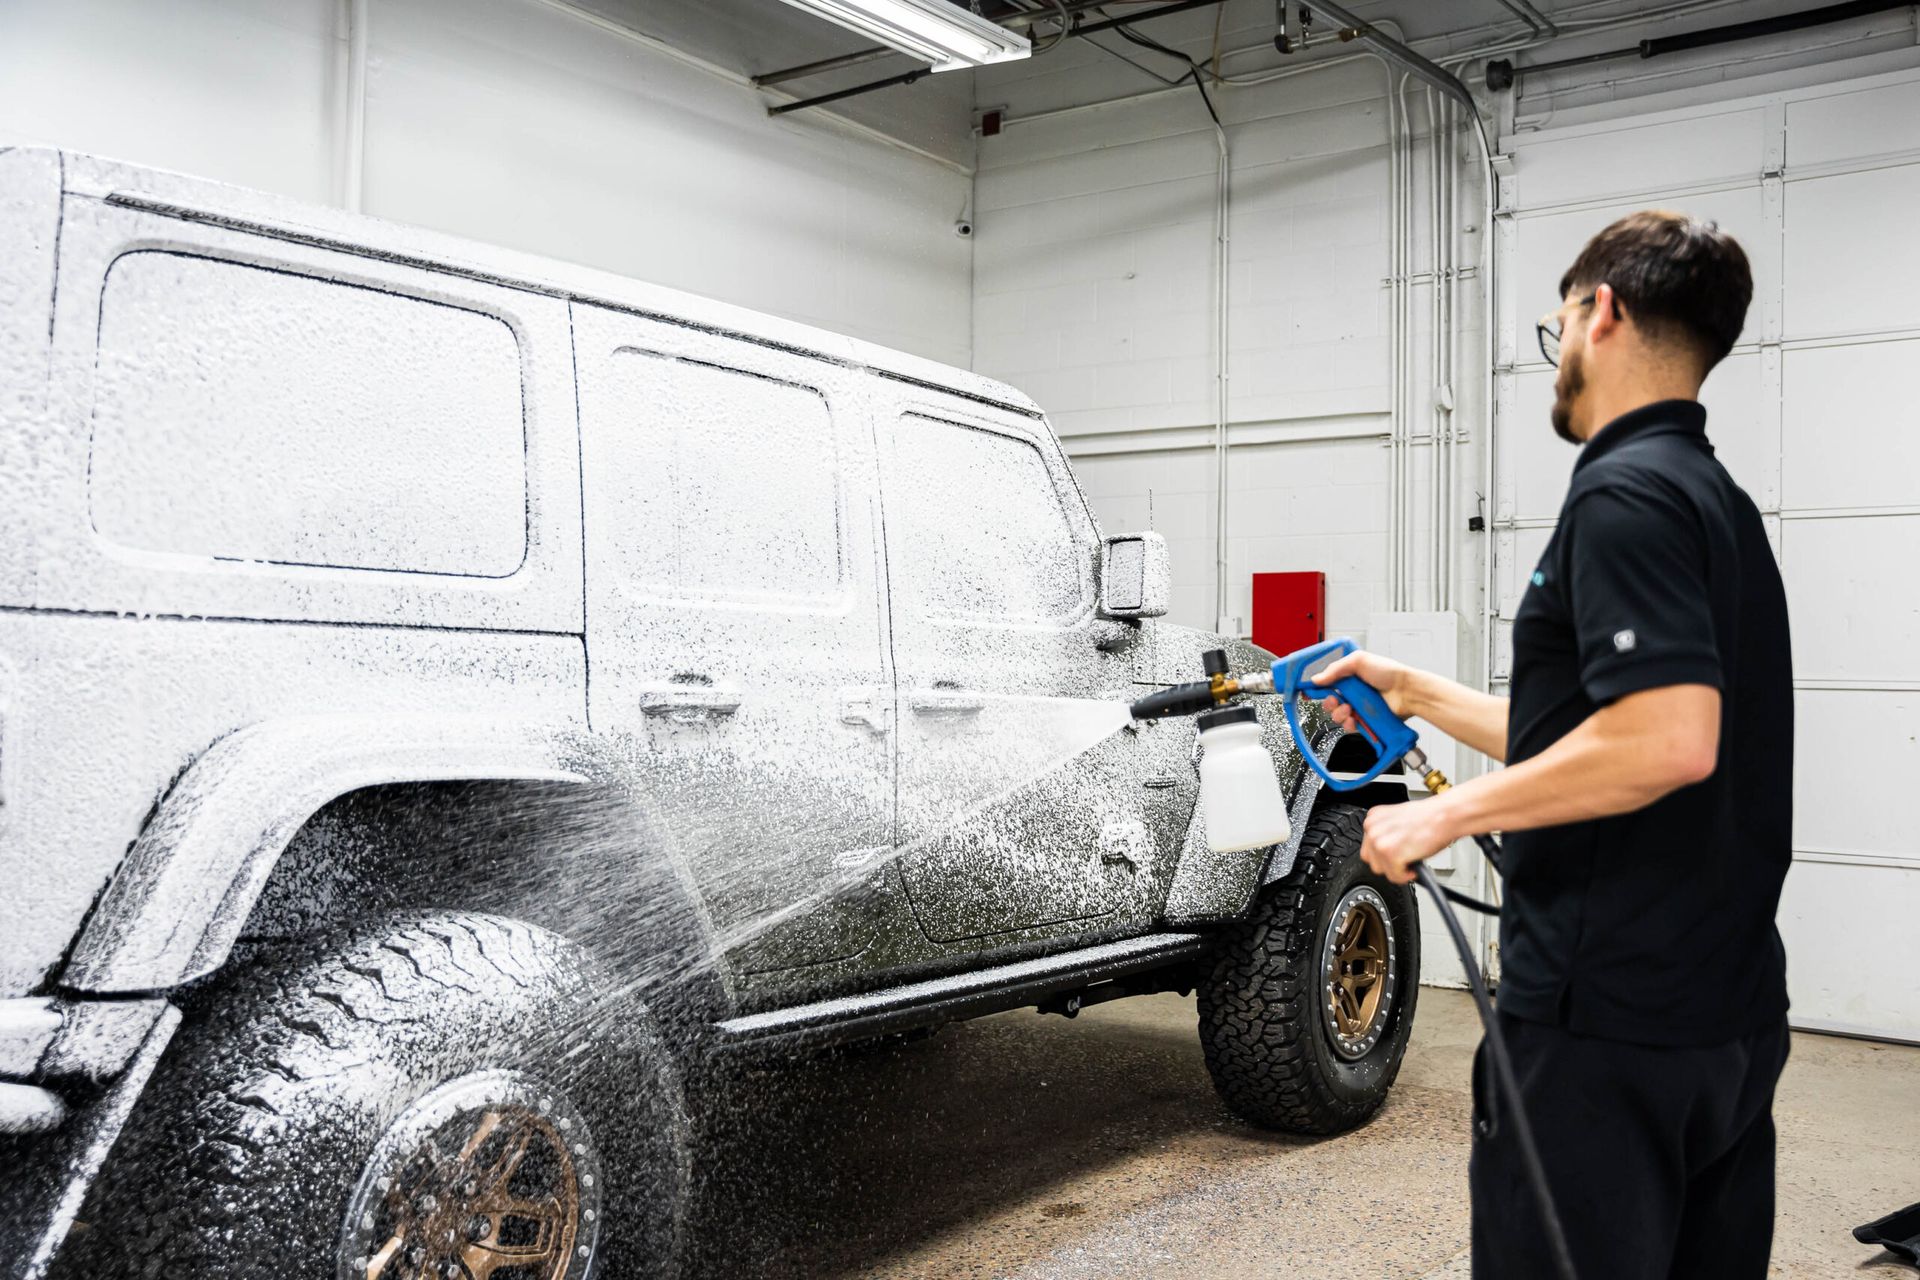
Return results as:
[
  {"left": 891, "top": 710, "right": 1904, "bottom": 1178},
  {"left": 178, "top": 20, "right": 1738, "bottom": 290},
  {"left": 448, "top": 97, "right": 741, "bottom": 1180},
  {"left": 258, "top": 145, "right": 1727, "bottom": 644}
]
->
[{"left": 690, "top": 987, "right": 1920, "bottom": 1278}]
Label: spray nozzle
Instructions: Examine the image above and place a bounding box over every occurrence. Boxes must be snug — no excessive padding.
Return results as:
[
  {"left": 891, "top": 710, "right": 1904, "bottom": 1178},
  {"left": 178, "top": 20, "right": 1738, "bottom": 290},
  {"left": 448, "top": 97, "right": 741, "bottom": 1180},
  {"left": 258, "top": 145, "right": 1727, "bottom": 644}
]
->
[{"left": 1128, "top": 648, "right": 1275, "bottom": 720}]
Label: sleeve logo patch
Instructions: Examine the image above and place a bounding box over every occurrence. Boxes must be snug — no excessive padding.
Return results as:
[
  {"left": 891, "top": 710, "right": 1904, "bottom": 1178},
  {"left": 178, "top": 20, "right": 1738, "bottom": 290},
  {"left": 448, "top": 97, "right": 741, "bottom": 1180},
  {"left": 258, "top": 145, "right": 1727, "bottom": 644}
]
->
[
  {"left": 1531, "top": 570, "right": 1547, "bottom": 587},
  {"left": 1613, "top": 629, "right": 1637, "bottom": 653}
]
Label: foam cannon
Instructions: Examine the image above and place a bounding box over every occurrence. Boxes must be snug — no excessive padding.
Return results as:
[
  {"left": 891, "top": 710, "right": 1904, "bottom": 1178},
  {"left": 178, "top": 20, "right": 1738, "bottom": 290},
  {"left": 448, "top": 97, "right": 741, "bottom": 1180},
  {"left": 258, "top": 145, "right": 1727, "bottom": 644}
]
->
[{"left": 1130, "top": 639, "right": 1496, "bottom": 866}]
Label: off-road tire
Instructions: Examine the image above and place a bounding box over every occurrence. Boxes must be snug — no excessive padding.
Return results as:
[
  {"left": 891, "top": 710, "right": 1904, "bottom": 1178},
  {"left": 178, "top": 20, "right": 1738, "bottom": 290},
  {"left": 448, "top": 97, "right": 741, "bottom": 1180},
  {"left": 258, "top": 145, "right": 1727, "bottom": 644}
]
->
[
  {"left": 61, "top": 912, "right": 690, "bottom": 1279},
  {"left": 1198, "top": 803, "right": 1420, "bottom": 1135}
]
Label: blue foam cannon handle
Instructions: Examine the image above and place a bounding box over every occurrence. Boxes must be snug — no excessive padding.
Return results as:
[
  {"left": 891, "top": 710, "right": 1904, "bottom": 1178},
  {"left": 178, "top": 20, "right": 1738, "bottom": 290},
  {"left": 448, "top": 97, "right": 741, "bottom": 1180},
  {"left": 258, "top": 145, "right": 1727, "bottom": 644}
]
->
[{"left": 1274, "top": 637, "right": 1420, "bottom": 792}]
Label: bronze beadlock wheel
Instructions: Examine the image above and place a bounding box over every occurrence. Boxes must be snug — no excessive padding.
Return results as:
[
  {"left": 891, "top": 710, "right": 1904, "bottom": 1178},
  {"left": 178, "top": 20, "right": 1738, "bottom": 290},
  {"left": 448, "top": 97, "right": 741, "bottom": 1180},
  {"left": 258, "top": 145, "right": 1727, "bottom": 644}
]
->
[
  {"left": 1320, "top": 885, "right": 1397, "bottom": 1060},
  {"left": 1199, "top": 805, "right": 1418, "bottom": 1134},
  {"left": 338, "top": 1074, "right": 603, "bottom": 1280}
]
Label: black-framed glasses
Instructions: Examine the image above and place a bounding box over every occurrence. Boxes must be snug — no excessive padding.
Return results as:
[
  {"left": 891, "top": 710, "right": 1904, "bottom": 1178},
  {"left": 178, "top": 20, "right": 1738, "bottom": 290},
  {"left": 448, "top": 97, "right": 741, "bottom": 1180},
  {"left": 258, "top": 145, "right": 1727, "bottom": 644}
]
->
[{"left": 1537, "top": 292, "right": 1598, "bottom": 368}]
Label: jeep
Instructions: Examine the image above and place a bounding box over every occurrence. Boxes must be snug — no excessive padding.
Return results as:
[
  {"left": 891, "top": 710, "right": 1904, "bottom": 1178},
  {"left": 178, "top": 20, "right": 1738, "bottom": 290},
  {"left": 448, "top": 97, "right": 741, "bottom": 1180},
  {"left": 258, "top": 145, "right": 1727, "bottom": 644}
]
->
[{"left": 0, "top": 146, "right": 1417, "bottom": 1279}]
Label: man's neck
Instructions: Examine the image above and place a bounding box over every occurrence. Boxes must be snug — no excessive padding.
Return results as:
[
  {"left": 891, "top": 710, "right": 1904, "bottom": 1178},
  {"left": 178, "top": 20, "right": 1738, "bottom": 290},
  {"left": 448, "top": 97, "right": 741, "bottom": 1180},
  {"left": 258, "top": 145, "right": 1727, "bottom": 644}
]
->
[{"left": 1579, "top": 378, "right": 1703, "bottom": 443}]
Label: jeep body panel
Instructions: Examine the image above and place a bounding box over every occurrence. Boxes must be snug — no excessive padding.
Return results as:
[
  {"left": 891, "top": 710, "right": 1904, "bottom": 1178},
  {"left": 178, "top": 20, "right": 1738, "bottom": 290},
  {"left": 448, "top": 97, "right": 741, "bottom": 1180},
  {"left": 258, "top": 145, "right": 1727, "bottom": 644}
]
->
[
  {"left": 0, "top": 612, "right": 587, "bottom": 997},
  {"left": 0, "top": 147, "right": 61, "bottom": 606},
  {"left": 64, "top": 714, "right": 589, "bottom": 994}
]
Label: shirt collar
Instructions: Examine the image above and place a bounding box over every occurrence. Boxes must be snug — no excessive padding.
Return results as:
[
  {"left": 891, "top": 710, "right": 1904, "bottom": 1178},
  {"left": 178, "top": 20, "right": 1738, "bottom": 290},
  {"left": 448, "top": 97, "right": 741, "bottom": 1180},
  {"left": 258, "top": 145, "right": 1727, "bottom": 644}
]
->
[{"left": 1574, "top": 399, "right": 1709, "bottom": 471}]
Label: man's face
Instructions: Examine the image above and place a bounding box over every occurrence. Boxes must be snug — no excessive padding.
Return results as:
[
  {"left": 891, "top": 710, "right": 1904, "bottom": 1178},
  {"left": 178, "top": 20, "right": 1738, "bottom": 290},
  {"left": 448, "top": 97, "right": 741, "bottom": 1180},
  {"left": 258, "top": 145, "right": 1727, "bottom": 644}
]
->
[{"left": 1547, "top": 291, "right": 1595, "bottom": 444}]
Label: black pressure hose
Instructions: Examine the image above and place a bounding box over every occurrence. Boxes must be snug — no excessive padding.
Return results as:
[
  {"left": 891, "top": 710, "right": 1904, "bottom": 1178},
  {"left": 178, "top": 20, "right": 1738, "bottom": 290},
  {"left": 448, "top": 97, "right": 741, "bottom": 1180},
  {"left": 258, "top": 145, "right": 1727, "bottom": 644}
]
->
[{"left": 1415, "top": 856, "right": 1579, "bottom": 1280}]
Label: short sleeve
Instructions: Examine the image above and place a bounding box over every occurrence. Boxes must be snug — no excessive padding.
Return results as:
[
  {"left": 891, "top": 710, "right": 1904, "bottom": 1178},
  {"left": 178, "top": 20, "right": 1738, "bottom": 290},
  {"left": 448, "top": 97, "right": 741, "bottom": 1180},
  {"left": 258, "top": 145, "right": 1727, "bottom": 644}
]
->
[{"left": 1563, "top": 483, "right": 1723, "bottom": 704}]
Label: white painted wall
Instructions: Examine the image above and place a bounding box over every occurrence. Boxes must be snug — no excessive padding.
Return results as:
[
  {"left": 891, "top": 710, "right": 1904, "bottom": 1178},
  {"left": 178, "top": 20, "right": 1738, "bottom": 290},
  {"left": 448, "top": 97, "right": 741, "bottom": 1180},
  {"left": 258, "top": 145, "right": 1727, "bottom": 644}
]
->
[{"left": 0, "top": 0, "right": 976, "bottom": 366}]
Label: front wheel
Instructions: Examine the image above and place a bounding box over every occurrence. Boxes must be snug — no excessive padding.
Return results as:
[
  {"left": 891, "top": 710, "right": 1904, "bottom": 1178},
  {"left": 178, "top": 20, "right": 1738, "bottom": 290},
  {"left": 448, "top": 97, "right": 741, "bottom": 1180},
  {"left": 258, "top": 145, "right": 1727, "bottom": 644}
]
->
[{"left": 1197, "top": 803, "right": 1420, "bottom": 1135}]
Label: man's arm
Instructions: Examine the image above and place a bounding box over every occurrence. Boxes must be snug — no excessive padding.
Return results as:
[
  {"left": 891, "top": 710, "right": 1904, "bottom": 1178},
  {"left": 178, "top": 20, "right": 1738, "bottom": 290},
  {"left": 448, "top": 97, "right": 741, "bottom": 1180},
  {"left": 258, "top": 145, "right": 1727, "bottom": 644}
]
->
[
  {"left": 1312, "top": 651, "right": 1511, "bottom": 763},
  {"left": 1354, "top": 683, "right": 1720, "bottom": 883}
]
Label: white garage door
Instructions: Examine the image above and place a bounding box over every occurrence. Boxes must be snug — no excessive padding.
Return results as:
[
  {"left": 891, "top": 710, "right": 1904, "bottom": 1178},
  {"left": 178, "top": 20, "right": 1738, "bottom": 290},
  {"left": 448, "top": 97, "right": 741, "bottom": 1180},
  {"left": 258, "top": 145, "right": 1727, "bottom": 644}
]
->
[{"left": 1494, "top": 68, "right": 1920, "bottom": 1043}]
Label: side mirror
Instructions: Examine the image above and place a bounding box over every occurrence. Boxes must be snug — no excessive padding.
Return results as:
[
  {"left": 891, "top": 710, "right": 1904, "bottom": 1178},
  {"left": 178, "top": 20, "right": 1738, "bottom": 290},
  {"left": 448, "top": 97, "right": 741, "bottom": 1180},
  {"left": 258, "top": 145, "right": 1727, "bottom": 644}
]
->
[{"left": 1099, "top": 532, "right": 1171, "bottom": 619}]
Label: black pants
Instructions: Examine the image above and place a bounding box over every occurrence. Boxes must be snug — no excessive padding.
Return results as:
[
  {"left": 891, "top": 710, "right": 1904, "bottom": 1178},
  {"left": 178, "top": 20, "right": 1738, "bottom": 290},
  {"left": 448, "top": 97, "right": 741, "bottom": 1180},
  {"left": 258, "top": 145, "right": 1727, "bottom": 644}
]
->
[{"left": 1470, "top": 1012, "right": 1791, "bottom": 1279}]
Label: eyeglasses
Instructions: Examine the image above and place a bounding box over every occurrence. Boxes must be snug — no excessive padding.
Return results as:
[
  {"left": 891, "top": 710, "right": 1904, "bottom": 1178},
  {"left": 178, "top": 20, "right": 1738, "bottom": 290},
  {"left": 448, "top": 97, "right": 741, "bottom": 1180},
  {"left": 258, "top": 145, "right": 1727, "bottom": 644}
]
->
[{"left": 1537, "top": 293, "right": 1598, "bottom": 368}]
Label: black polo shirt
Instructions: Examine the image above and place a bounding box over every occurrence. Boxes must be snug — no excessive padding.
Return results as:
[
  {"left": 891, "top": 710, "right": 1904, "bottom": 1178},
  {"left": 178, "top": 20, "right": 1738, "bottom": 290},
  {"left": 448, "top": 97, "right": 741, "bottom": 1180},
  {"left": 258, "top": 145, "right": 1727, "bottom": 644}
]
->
[{"left": 1501, "top": 399, "right": 1793, "bottom": 1048}]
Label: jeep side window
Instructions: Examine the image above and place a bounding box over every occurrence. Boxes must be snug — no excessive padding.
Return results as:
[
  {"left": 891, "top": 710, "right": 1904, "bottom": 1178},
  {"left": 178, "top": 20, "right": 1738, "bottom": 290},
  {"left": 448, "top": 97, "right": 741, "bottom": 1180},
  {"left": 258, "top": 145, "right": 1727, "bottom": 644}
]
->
[
  {"left": 888, "top": 414, "right": 1087, "bottom": 625},
  {"left": 595, "top": 352, "right": 844, "bottom": 609},
  {"left": 87, "top": 251, "right": 527, "bottom": 577}
]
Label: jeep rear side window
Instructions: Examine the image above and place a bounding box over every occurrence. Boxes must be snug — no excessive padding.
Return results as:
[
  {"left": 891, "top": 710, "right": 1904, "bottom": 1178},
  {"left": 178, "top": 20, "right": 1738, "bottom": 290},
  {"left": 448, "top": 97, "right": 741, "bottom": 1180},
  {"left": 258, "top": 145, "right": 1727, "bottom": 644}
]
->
[
  {"left": 87, "top": 251, "right": 528, "bottom": 577},
  {"left": 598, "top": 351, "right": 844, "bottom": 609},
  {"left": 891, "top": 414, "right": 1086, "bottom": 625}
]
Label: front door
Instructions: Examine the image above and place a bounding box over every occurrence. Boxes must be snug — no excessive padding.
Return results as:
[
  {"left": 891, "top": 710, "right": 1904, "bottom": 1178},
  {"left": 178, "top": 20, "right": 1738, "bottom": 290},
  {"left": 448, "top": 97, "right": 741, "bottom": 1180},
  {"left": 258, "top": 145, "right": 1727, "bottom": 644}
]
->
[
  {"left": 876, "top": 388, "right": 1162, "bottom": 943},
  {"left": 574, "top": 305, "right": 893, "bottom": 973}
]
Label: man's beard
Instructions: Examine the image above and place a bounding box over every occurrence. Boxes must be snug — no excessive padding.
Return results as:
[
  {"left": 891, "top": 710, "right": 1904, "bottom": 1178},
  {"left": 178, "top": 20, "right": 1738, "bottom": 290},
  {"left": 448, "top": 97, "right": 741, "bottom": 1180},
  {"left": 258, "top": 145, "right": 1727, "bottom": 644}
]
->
[{"left": 1550, "top": 349, "right": 1585, "bottom": 444}]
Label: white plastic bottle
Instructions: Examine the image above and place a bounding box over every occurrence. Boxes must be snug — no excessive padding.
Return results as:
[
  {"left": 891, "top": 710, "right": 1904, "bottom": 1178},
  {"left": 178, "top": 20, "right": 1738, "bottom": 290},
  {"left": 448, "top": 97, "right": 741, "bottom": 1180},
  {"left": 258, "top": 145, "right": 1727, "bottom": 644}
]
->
[{"left": 1197, "top": 705, "right": 1292, "bottom": 854}]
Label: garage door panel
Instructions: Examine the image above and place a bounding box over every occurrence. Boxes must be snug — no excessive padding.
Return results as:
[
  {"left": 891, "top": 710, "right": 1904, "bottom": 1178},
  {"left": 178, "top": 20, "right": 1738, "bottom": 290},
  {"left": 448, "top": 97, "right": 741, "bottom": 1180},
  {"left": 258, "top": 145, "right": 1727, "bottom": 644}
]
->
[
  {"left": 1506, "top": 354, "right": 1766, "bottom": 522},
  {"left": 1788, "top": 79, "right": 1920, "bottom": 168},
  {"left": 1511, "top": 187, "right": 1773, "bottom": 347},
  {"left": 1510, "top": 108, "right": 1767, "bottom": 209},
  {"left": 1782, "top": 515, "right": 1920, "bottom": 681},
  {"left": 1794, "top": 688, "right": 1920, "bottom": 856},
  {"left": 1779, "top": 859, "right": 1920, "bottom": 1040},
  {"left": 1498, "top": 525, "right": 1554, "bottom": 619},
  {"left": 1507, "top": 368, "right": 1570, "bottom": 521},
  {"left": 1785, "top": 166, "right": 1920, "bottom": 337},
  {"left": 1782, "top": 340, "right": 1920, "bottom": 510}
]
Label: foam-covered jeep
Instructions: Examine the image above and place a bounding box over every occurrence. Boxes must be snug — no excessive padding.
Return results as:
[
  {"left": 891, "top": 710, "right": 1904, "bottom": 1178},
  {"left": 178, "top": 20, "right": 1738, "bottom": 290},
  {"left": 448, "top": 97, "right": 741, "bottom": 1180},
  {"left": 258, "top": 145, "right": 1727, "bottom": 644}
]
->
[{"left": 0, "top": 147, "right": 1417, "bottom": 1279}]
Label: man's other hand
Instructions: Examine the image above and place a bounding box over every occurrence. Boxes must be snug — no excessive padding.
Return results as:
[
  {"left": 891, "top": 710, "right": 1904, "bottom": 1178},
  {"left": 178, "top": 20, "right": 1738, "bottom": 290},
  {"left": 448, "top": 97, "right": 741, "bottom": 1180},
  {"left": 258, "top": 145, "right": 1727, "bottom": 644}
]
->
[{"left": 1359, "top": 798, "right": 1457, "bottom": 885}]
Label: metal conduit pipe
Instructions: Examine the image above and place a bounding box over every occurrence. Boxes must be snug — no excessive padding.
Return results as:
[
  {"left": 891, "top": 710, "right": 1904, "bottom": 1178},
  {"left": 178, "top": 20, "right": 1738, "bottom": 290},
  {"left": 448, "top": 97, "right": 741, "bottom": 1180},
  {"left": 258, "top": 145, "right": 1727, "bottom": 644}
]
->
[
  {"left": 339, "top": 0, "right": 368, "bottom": 214},
  {"left": 1212, "top": 113, "right": 1232, "bottom": 633},
  {"left": 1493, "top": 0, "right": 1559, "bottom": 39},
  {"left": 1383, "top": 62, "right": 1403, "bottom": 613},
  {"left": 1429, "top": 86, "right": 1443, "bottom": 613},
  {"left": 1487, "top": 0, "right": 1912, "bottom": 88}
]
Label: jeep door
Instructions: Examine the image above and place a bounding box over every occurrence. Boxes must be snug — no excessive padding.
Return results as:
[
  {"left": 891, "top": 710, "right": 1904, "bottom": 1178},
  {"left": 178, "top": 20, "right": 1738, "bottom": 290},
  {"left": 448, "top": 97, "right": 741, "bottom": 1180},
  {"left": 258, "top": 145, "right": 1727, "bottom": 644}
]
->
[
  {"left": 875, "top": 386, "right": 1177, "bottom": 944},
  {"left": 574, "top": 307, "right": 894, "bottom": 974}
]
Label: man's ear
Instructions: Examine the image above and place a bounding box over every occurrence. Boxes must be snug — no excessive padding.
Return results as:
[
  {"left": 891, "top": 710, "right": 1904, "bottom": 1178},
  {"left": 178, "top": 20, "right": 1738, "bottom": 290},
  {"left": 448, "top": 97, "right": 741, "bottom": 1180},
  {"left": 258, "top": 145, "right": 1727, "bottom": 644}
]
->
[{"left": 1587, "top": 282, "right": 1623, "bottom": 346}]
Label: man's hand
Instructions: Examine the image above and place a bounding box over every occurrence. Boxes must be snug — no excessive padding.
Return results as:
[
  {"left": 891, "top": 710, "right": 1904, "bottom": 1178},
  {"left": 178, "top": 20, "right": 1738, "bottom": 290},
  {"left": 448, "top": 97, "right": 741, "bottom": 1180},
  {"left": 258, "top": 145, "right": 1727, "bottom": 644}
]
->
[
  {"left": 1359, "top": 798, "right": 1459, "bottom": 885},
  {"left": 1310, "top": 647, "right": 1512, "bottom": 765},
  {"left": 1311, "top": 650, "right": 1420, "bottom": 734}
]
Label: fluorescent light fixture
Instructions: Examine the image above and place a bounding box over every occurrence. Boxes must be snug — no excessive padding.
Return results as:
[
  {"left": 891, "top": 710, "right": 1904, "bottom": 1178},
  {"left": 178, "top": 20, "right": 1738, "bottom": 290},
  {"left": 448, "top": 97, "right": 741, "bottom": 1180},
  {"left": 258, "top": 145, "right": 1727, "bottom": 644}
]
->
[{"left": 774, "top": 0, "right": 1031, "bottom": 72}]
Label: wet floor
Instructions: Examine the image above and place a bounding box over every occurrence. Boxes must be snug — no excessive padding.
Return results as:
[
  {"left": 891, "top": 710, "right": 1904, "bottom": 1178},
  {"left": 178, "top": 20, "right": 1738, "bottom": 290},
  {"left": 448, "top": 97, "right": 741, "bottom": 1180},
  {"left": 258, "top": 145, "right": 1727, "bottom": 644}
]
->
[{"left": 688, "top": 987, "right": 1920, "bottom": 1279}]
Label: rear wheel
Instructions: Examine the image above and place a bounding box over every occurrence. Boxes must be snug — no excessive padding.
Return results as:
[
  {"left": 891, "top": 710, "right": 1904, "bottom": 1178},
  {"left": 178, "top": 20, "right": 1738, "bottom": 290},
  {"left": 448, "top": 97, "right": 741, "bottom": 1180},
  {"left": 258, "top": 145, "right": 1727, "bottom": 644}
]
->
[
  {"left": 62, "top": 913, "right": 690, "bottom": 1280},
  {"left": 1196, "top": 803, "right": 1420, "bottom": 1134}
]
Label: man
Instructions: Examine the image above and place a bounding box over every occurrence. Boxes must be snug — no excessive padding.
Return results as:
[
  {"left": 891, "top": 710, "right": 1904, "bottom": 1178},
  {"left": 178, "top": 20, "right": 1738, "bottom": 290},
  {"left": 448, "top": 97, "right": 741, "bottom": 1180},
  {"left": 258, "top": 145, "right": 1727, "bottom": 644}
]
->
[{"left": 1315, "top": 211, "right": 1793, "bottom": 1278}]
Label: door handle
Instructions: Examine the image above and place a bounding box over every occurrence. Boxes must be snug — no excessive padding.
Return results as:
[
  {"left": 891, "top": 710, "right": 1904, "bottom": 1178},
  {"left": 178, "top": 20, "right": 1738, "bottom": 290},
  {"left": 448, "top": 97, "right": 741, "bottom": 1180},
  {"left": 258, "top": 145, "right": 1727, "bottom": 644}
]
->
[
  {"left": 637, "top": 682, "right": 743, "bottom": 723},
  {"left": 910, "top": 689, "right": 986, "bottom": 716}
]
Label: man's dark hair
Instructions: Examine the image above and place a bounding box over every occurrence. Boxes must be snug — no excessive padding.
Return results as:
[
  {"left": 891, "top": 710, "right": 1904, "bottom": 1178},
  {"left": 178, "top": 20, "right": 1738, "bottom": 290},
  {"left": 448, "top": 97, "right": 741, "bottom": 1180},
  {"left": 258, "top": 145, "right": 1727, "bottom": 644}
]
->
[{"left": 1559, "top": 210, "right": 1753, "bottom": 372}]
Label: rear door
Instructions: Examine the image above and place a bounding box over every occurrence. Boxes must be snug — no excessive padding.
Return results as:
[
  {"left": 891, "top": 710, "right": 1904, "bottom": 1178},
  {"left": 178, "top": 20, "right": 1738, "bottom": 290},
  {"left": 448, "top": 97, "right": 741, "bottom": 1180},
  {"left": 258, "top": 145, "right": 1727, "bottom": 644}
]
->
[
  {"left": 876, "top": 386, "right": 1174, "bottom": 943},
  {"left": 574, "top": 306, "right": 894, "bottom": 973}
]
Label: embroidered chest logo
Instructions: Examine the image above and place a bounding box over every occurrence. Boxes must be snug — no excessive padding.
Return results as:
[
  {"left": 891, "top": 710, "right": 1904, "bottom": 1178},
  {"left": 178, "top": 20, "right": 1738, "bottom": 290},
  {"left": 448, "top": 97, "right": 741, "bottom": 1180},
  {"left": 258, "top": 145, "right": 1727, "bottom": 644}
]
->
[{"left": 1613, "top": 629, "right": 1637, "bottom": 653}]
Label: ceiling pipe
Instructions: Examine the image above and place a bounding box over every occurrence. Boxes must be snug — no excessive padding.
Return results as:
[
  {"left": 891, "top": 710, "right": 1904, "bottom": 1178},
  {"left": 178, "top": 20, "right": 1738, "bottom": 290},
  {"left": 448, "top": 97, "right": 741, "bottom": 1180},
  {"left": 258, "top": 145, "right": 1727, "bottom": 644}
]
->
[
  {"left": 1492, "top": 0, "right": 1558, "bottom": 39},
  {"left": 1486, "top": 0, "right": 1912, "bottom": 90},
  {"left": 752, "top": 45, "right": 896, "bottom": 87},
  {"left": 1308, "top": 0, "right": 1480, "bottom": 114},
  {"left": 766, "top": 0, "right": 1232, "bottom": 115}
]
